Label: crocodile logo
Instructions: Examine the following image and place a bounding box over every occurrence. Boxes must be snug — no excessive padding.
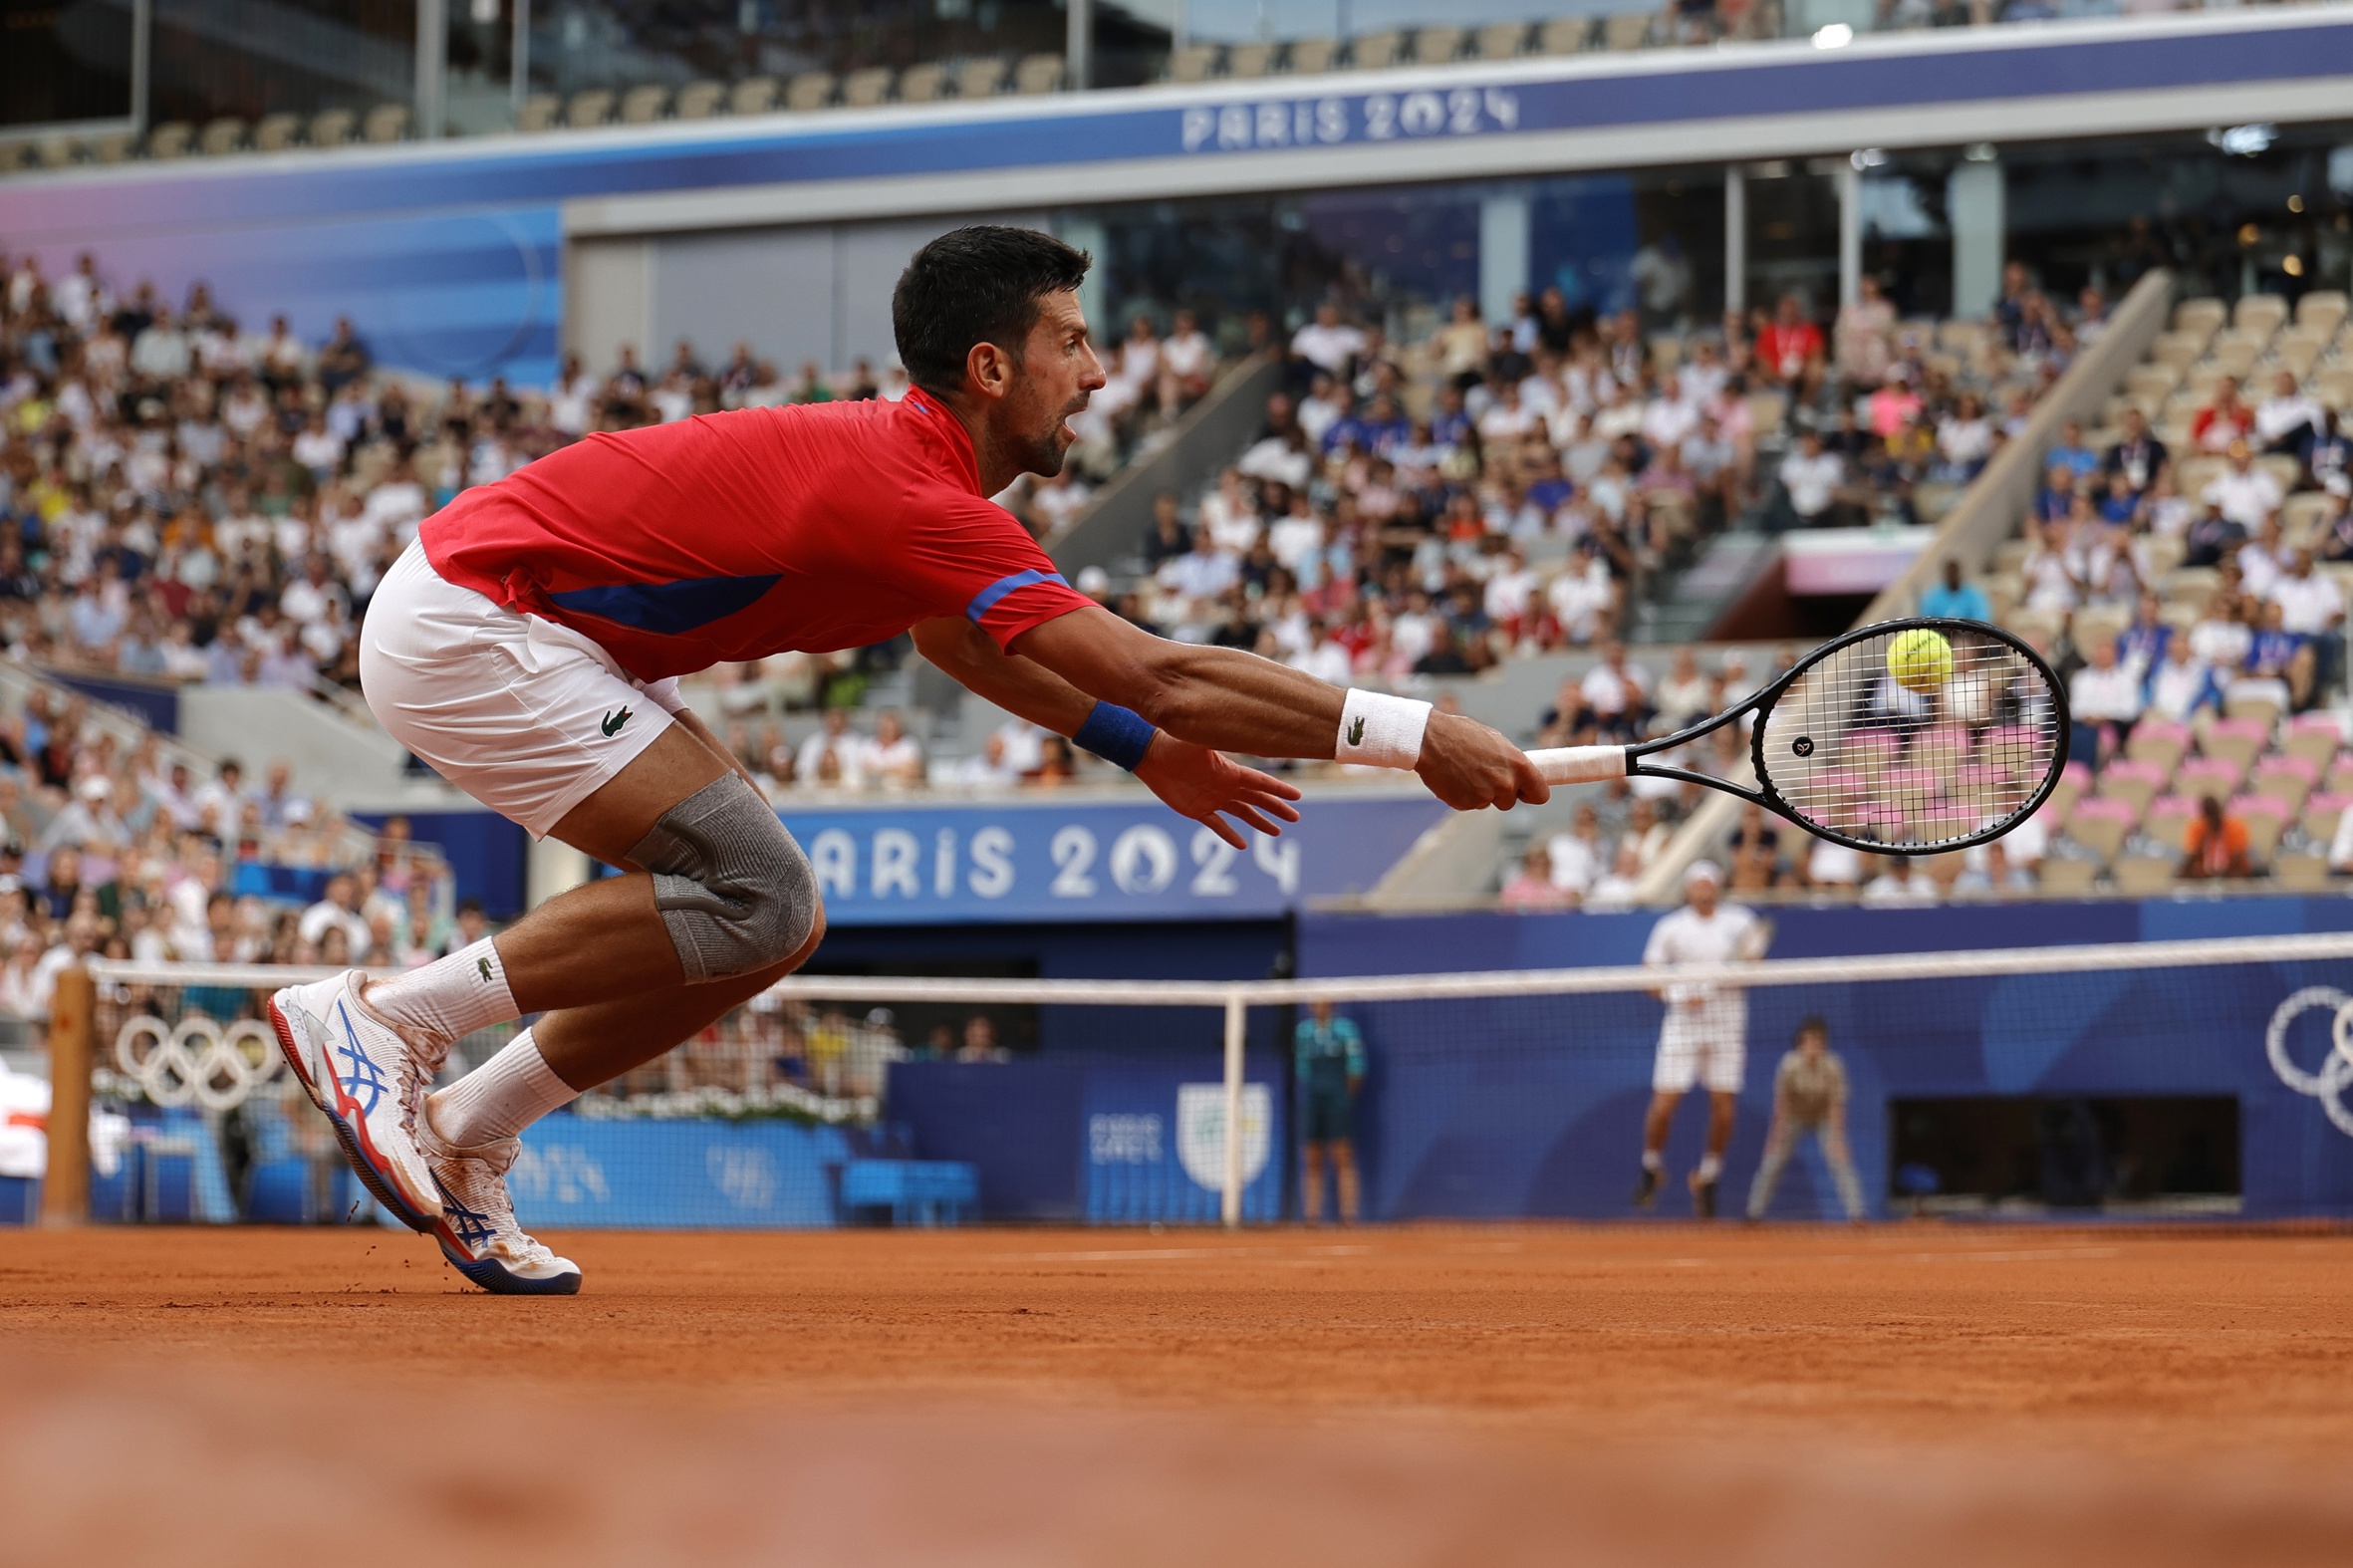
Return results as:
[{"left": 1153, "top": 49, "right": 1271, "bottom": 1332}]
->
[
  {"left": 1346, "top": 716, "right": 1366, "bottom": 747},
  {"left": 477, "top": 956, "right": 493, "bottom": 983},
  {"left": 601, "top": 707, "right": 633, "bottom": 738}
]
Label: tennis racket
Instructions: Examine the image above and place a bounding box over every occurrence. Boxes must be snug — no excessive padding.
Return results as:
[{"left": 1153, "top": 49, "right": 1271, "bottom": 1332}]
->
[{"left": 1528, "top": 619, "right": 2068, "bottom": 855}]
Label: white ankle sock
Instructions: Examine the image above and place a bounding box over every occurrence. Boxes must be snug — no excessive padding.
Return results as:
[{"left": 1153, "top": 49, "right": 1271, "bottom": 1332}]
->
[
  {"left": 1697, "top": 1155, "right": 1722, "bottom": 1182},
  {"left": 366, "top": 937, "right": 519, "bottom": 1048},
  {"left": 1641, "top": 1150, "right": 1663, "bottom": 1174},
  {"left": 426, "top": 1029, "right": 577, "bottom": 1149}
]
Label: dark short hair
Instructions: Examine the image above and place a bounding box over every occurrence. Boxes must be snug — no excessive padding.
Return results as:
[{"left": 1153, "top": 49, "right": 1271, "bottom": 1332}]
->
[
  {"left": 892, "top": 226, "right": 1091, "bottom": 398},
  {"left": 1795, "top": 1015, "right": 1829, "bottom": 1042}
]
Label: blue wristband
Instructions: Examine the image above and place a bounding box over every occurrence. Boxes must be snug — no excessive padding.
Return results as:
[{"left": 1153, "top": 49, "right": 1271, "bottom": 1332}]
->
[{"left": 1072, "top": 702, "right": 1158, "bottom": 772}]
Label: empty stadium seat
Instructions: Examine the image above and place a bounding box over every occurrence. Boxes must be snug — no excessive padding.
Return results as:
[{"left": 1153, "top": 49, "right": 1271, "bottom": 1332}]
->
[
  {"left": 1352, "top": 29, "right": 1406, "bottom": 67},
  {"left": 2126, "top": 363, "right": 2180, "bottom": 401},
  {"left": 518, "top": 94, "right": 563, "bottom": 131},
  {"left": 1600, "top": 11, "right": 1654, "bottom": 49},
  {"left": 620, "top": 85, "right": 670, "bottom": 124},
  {"left": 2173, "top": 298, "right": 2227, "bottom": 340},
  {"left": 2234, "top": 294, "right": 2289, "bottom": 339},
  {"left": 146, "top": 122, "right": 194, "bottom": 159},
  {"left": 363, "top": 104, "right": 411, "bottom": 141},
  {"left": 2177, "top": 755, "right": 2244, "bottom": 801},
  {"left": 89, "top": 131, "right": 134, "bottom": 163},
  {"left": 252, "top": 113, "right": 303, "bottom": 150},
  {"left": 34, "top": 136, "right": 77, "bottom": 168},
  {"left": 2282, "top": 713, "right": 2342, "bottom": 770},
  {"left": 2297, "top": 290, "right": 2350, "bottom": 337},
  {"left": 1285, "top": 38, "right": 1339, "bottom": 74},
  {"left": 956, "top": 58, "right": 1010, "bottom": 96},
  {"left": 566, "top": 89, "right": 615, "bottom": 128},
  {"left": 1169, "top": 44, "right": 1219, "bottom": 82},
  {"left": 674, "top": 81, "right": 726, "bottom": 119},
  {"left": 2038, "top": 858, "right": 2099, "bottom": 896},
  {"left": 898, "top": 63, "right": 948, "bottom": 103},
  {"left": 1537, "top": 16, "right": 1590, "bottom": 53},
  {"left": 1415, "top": 25, "right": 1465, "bottom": 62},
  {"left": 2064, "top": 799, "right": 2136, "bottom": 862},
  {"left": 309, "top": 108, "right": 357, "bottom": 146},
  {"left": 2274, "top": 852, "right": 2332, "bottom": 890},
  {"left": 2202, "top": 717, "right": 2271, "bottom": 771},
  {"left": 2236, "top": 795, "right": 2291, "bottom": 862},
  {"left": 2125, "top": 719, "right": 2192, "bottom": 775},
  {"left": 1225, "top": 42, "right": 1274, "bottom": 78},
  {"left": 2142, "top": 795, "right": 2198, "bottom": 853},
  {"left": 1476, "top": 21, "right": 1529, "bottom": 57},
  {"left": 2252, "top": 754, "right": 2319, "bottom": 813},
  {"left": 842, "top": 68, "right": 896, "bottom": 107},
  {"left": 2301, "top": 791, "right": 2351, "bottom": 844},
  {"left": 1014, "top": 53, "right": 1066, "bottom": 93},
  {"left": 784, "top": 73, "right": 835, "bottom": 112},
  {"left": 196, "top": 118, "right": 246, "bottom": 155},
  {"left": 731, "top": 76, "right": 782, "bottom": 114},
  {"left": 2097, "top": 758, "right": 2167, "bottom": 817},
  {"left": 2113, "top": 855, "right": 2176, "bottom": 895}
]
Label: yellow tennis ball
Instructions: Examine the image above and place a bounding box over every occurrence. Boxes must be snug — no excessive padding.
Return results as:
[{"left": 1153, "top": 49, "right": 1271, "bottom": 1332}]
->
[{"left": 1887, "top": 629, "right": 1955, "bottom": 694}]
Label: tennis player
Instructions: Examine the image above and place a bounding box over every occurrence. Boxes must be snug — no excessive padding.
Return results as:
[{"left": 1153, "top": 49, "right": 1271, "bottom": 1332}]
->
[
  {"left": 269, "top": 226, "right": 1547, "bottom": 1293},
  {"left": 1634, "top": 860, "right": 1765, "bottom": 1219}
]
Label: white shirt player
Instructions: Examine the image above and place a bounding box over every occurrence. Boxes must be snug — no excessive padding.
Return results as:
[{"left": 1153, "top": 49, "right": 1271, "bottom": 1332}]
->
[{"left": 1642, "top": 882, "right": 1764, "bottom": 1095}]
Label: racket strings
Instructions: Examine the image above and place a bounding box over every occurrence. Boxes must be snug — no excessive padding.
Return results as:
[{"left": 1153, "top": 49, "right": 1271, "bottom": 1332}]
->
[{"left": 1759, "top": 630, "right": 2061, "bottom": 852}]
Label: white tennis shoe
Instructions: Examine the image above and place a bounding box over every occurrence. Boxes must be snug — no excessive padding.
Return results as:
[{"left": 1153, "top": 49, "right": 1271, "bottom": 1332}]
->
[
  {"left": 419, "top": 1119, "right": 583, "bottom": 1296},
  {"left": 269, "top": 971, "right": 443, "bottom": 1231}
]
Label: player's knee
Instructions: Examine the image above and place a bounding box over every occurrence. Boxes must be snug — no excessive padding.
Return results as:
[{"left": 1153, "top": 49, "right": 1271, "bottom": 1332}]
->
[{"left": 628, "top": 774, "right": 822, "bottom": 983}]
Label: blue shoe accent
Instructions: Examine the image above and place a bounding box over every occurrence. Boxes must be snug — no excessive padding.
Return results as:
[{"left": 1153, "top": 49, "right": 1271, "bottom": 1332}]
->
[{"left": 433, "top": 1177, "right": 581, "bottom": 1295}]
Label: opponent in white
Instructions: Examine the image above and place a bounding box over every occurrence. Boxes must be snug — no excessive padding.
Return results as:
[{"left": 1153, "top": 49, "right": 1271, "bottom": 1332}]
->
[{"left": 1634, "top": 860, "right": 1766, "bottom": 1218}]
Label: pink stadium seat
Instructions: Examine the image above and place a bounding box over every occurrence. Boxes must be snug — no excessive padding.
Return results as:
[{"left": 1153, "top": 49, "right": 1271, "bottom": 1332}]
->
[
  {"left": 2096, "top": 758, "right": 2168, "bottom": 815},
  {"left": 2201, "top": 716, "right": 2270, "bottom": 772},
  {"left": 2251, "top": 753, "right": 2320, "bottom": 812},
  {"left": 2283, "top": 712, "right": 2342, "bottom": 770},
  {"left": 2176, "top": 756, "right": 2243, "bottom": 801},
  {"left": 2232, "top": 794, "right": 2292, "bottom": 861},
  {"left": 2125, "top": 718, "right": 2192, "bottom": 772},
  {"left": 2302, "top": 791, "right": 2353, "bottom": 845},
  {"left": 2063, "top": 797, "right": 2137, "bottom": 862},
  {"left": 2142, "top": 795, "right": 2198, "bottom": 852}
]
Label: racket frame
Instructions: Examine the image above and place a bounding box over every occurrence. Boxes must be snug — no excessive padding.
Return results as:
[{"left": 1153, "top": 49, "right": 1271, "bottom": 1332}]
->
[{"left": 1534, "top": 617, "right": 2070, "bottom": 856}]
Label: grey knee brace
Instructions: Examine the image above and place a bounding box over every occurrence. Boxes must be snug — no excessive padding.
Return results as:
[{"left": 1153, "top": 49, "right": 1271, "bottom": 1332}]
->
[{"left": 628, "top": 775, "right": 819, "bottom": 983}]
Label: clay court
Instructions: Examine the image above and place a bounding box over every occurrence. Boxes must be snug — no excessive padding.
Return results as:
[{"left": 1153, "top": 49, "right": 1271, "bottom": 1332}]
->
[{"left": 5, "top": 1222, "right": 2353, "bottom": 1565}]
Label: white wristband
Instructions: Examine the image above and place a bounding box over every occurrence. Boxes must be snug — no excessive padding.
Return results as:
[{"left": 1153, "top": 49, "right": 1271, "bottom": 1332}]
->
[{"left": 1337, "top": 688, "right": 1434, "bottom": 771}]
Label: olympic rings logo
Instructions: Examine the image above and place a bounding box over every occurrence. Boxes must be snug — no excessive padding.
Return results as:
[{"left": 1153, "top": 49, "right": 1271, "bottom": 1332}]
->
[
  {"left": 113, "top": 1014, "right": 285, "bottom": 1112},
  {"left": 2264, "top": 987, "right": 2353, "bottom": 1139}
]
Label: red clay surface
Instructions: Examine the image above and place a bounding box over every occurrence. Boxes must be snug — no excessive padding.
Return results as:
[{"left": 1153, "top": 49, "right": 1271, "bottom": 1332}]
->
[{"left": 5, "top": 1223, "right": 2353, "bottom": 1565}]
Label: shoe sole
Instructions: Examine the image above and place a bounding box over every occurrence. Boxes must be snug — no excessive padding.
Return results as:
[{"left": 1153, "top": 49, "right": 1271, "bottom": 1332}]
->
[
  {"left": 435, "top": 1237, "right": 584, "bottom": 1296},
  {"left": 268, "top": 994, "right": 437, "bottom": 1234}
]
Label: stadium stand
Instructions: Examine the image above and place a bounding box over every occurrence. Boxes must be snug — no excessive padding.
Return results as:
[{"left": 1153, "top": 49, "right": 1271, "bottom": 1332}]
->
[{"left": 0, "top": 2, "right": 2279, "bottom": 169}]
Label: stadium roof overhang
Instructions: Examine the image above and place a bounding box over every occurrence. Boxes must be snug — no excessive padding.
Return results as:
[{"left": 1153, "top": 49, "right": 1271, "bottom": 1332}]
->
[{"left": 4, "top": 8, "right": 2352, "bottom": 249}]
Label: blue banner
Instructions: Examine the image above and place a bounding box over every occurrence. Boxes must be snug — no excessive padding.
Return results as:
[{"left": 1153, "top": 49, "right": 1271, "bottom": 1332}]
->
[
  {"left": 776, "top": 794, "right": 1440, "bottom": 925},
  {"left": 1083, "top": 1066, "right": 1282, "bottom": 1224},
  {"left": 510, "top": 1114, "right": 855, "bottom": 1228}
]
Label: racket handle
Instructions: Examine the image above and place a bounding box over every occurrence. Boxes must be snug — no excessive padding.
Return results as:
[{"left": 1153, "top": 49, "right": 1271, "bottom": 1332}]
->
[{"left": 1526, "top": 746, "right": 1628, "bottom": 785}]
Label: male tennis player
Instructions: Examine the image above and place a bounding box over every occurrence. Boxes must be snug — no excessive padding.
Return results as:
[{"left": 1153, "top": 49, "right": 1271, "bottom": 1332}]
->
[
  {"left": 269, "top": 226, "right": 1547, "bottom": 1293},
  {"left": 1634, "top": 860, "right": 1765, "bottom": 1219}
]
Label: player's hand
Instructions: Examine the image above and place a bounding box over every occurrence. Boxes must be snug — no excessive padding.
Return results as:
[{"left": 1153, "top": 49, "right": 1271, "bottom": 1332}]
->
[
  {"left": 1416, "top": 712, "right": 1552, "bottom": 812},
  {"left": 1134, "top": 736, "right": 1304, "bottom": 849}
]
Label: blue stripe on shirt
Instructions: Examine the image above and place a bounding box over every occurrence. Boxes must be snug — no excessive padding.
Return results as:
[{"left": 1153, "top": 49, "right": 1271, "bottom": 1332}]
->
[{"left": 965, "top": 568, "right": 1069, "bottom": 623}]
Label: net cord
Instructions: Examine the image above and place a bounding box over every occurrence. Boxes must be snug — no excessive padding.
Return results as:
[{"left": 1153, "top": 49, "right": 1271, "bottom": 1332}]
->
[{"left": 84, "top": 930, "right": 2353, "bottom": 1010}]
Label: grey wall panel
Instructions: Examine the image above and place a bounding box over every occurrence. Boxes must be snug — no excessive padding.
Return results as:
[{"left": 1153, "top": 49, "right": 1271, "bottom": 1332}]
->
[
  {"left": 565, "top": 236, "right": 652, "bottom": 379},
  {"left": 647, "top": 225, "right": 837, "bottom": 378}
]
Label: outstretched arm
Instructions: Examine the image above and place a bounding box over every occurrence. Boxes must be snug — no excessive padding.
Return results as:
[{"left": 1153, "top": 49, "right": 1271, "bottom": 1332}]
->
[
  {"left": 912, "top": 615, "right": 1302, "bottom": 846},
  {"left": 1005, "top": 605, "right": 1547, "bottom": 812}
]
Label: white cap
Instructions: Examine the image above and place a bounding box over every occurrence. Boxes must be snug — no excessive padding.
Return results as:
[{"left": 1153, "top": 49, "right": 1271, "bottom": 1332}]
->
[
  {"left": 1076, "top": 565, "right": 1112, "bottom": 597},
  {"left": 78, "top": 775, "right": 112, "bottom": 802},
  {"left": 1684, "top": 859, "right": 1723, "bottom": 888}
]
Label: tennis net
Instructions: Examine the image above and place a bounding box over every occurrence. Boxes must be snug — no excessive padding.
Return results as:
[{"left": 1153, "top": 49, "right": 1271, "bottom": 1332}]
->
[{"left": 24, "top": 931, "right": 2353, "bottom": 1228}]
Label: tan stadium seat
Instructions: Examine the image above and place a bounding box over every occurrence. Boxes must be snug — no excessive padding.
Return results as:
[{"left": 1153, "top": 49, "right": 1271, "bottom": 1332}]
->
[
  {"left": 363, "top": 104, "right": 411, "bottom": 141},
  {"left": 2275, "top": 852, "right": 2332, "bottom": 891},
  {"left": 1225, "top": 42, "right": 1274, "bottom": 78},
  {"left": 1538, "top": 17, "right": 1591, "bottom": 53},
  {"left": 1352, "top": 29, "right": 1406, "bottom": 67},
  {"left": 517, "top": 94, "right": 562, "bottom": 131},
  {"left": 1169, "top": 44, "right": 1219, "bottom": 82},
  {"left": 842, "top": 68, "right": 896, "bottom": 108},
  {"left": 1415, "top": 25, "right": 1465, "bottom": 62},
  {"left": 1285, "top": 37, "right": 1339, "bottom": 73},
  {"left": 2126, "top": 363, "right": 2181, "bottom": 401},
  {"left": 2296, "top": 290, "right": 2349, "bottom": 337},
  {"left": 565, "top": 90, "right": 615, "bottom": 128},
  {"left": 197, "top": 119, "right": 247, "bottom": 155},
  {"left": 1013, "top": 53, "right": 1066, "bottom": 93},
  {"left": 2037, "top": 858, "right": 2099, "bottom": 896},
  {"left": 309, "top": 108, "right": 357, "bottom": 146},
  {"left": 785, "top": 74, "right": 837, "bottom": 114},
  {"left": 956, "top": 58, "right": 1010, "bottom": 97},
  {"left": 146, "top": 122, "right": 194, "bottom": 159},
  {"left": 90, "top": 131, "right": 135, "bottom": 163},
  {"left": 730, "top": 76, "right": 781, "bottom": 114},
  {"left": 674, "top": 81, "right": 726, "bottom": 119},
  {"left": 2112, "top": 856, "right": 2176, "bottom": 896},
  {"left": 2173, "top": 297, "right": 2227, "bottom": 340},
  {"left": 2235, "top": 294, "right": 2290, "bottom": 340},
  {"left": 620, "top": 85, "right": 670, "bottom": 124},
  {"left": 1476, "top": 21, "right": 1529, "bottom": 57},
  {"left": 2150, "top": 331, "right": 2207, "bottom": 368},
  {"left": 1601, "top": 11, "right": 1654, "bottom": 49},
  {"left": 35, "top": 136, "right": 78, "bottom": 168},
  {"left": 252, "top": 113, "right": 303, "bottom": 150}
]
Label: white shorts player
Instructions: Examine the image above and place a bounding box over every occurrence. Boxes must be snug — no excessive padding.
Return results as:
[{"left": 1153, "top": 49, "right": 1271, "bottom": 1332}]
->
[{"left": 1642, "top": 897, "right": 1763, "bottom": 1095}]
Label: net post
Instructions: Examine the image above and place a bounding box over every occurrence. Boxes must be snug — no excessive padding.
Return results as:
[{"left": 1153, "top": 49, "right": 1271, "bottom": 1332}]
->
[
  {"left": 41, "top": 965, "right": 94, "bottom": 1227},
  {"left": 1220, "top": 992, "right": 1245, "bottom": 1229}
]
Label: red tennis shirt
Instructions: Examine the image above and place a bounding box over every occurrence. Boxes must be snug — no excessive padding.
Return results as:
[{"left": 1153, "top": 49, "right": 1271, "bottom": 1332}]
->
[{"left": 419, "top": 391, "right": 1094, "bottom": 682}]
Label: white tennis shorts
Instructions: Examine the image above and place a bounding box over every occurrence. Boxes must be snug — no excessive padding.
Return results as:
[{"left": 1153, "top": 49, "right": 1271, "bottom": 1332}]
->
[
  {"left": 1653, "top": 1000, "right": 1747, "bottom": 1095},
  {"left": 360, "top": 542, "right": 685, "bottom": 839}
]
